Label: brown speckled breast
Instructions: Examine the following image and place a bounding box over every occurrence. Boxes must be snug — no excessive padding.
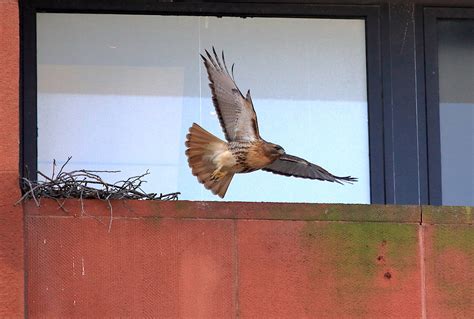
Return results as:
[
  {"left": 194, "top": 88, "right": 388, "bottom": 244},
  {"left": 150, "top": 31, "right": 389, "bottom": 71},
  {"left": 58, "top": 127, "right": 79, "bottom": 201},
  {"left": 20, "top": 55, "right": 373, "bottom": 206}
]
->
[{"left": 229, "top": 140, "right": 275, "bottom": 174}]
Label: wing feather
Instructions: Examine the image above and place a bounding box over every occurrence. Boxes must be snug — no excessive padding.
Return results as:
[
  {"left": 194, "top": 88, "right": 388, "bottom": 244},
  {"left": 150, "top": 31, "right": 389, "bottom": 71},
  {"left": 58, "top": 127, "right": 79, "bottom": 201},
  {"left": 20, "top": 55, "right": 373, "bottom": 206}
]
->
[
  {"left": 201, "top": 48, "right": 260, "bottom": 142},
  {"left": 262, "top": 154, "right": 357, "bottom": 184}
]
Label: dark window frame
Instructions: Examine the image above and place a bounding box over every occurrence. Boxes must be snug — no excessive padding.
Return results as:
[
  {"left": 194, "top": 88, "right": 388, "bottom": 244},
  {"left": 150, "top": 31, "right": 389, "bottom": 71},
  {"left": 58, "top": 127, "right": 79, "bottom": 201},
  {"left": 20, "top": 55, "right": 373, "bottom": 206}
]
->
[
  {"left": 20, "top": 0, "right": 387, "bottom": 203},
  {"left": 423, "top": 7, "right": 474, "bottom": 205},
  {"left": 20, "top": 1, "right": 474, "bottom": 205}
]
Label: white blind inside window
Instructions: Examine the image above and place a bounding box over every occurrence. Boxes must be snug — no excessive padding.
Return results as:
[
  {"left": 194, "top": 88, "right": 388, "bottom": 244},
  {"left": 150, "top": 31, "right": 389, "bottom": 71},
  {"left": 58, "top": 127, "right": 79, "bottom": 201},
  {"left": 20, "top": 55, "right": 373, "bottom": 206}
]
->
[{"left": 37, "top": 13, "right": 370, "bottom": 203}]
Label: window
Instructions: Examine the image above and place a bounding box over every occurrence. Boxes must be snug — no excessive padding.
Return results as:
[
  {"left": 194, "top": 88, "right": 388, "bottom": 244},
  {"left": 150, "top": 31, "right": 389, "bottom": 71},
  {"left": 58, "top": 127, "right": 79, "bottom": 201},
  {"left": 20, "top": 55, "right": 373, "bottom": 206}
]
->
[
  {"left": 22, "top": 3, "right": 385, "bottom": 203},
  {"left": 424, "top": 8, "right": 474, "bottom": 205},
  {"left": 36, "top": 14, "right": 371, "bottom": 203}
]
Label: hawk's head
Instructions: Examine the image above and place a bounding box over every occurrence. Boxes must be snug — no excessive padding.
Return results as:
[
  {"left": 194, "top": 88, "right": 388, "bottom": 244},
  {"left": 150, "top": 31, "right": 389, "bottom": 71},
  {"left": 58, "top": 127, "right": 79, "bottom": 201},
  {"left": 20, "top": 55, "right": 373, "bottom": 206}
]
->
[
  {"left": 273, "top": 144, "right": 285, "bottom": 155},
  {"left": 263, "top": 143, "right": 285, "bottom": 160}
]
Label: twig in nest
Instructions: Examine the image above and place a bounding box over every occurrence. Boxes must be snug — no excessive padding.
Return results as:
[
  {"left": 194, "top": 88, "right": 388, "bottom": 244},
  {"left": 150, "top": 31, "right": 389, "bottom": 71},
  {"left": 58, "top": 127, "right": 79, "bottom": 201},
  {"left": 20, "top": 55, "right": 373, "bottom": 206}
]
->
[
  {"left": 17, "top": 157, "right": 180, "bottom": 205},
  {"left": 107, "top": 199, "right": 113, "bottom": 233}
]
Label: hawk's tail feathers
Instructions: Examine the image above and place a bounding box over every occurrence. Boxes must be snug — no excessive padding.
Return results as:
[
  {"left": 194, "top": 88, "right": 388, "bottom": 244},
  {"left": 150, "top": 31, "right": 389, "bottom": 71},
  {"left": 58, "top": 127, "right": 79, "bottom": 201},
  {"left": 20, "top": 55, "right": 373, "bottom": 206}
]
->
[{"left": 185, "top": 123, "right": 234, "bottom": 198}]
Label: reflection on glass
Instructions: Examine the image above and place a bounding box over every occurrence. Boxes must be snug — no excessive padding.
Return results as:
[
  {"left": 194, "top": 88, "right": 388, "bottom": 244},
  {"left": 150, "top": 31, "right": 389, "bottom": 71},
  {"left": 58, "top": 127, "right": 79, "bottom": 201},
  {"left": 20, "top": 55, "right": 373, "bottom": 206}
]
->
[
  {"left": 438, "top": 20, "right": 474, "bottom": 206},
  {"left": 37, "top": 14, "right": 370, "bottom": 203}
]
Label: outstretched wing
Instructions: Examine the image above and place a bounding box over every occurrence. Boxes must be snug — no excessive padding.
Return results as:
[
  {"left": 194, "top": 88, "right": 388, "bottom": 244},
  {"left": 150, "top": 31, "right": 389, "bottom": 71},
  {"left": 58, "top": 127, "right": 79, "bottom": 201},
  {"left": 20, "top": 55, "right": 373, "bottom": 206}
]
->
[
  {"left": 262, "top": 154, "right": 357, "bottom": 184},
  {"left": 201, "top": 48, "right": 260, "bottom": 142}
]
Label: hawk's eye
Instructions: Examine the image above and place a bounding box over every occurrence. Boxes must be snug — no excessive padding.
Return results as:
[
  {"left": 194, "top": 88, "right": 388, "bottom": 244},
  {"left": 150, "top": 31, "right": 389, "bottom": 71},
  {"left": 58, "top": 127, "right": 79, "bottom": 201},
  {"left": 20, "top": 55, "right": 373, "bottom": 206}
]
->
[{"left": 274, "top": 145, "right": 285, "bottom": 153}]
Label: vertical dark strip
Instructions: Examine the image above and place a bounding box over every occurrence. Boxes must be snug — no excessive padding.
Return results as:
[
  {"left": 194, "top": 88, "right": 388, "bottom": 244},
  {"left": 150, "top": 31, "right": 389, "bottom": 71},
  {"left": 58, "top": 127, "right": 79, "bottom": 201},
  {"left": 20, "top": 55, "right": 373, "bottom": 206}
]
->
[
  {"left": 20, "top": 0, "right": 37, "bottom": 182},
  {"left": 423, "top": 9, "right": 442, "bottom": 205},
  {"left": 365, "top": 7, "right": 386, "bottom": 204},
  {"left": 380, "top": 3, "right": 395, "bottom": 204},
  {"left": 386, "top": 2, "right": 421, "bottom": 204},
  {"left": 414, "top": 5, "right": 429, "bottom": 204}
]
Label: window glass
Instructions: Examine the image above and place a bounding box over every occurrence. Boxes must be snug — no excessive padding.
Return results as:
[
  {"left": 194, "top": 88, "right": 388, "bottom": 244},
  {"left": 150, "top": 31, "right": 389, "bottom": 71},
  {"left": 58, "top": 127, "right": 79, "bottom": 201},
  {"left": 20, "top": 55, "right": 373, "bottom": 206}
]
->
[
  {"left": 37, "top": 13, "right": 370, "bottom": 203},
  {"left": 438, "top": 19, "right": 474, "bottom": 205}
]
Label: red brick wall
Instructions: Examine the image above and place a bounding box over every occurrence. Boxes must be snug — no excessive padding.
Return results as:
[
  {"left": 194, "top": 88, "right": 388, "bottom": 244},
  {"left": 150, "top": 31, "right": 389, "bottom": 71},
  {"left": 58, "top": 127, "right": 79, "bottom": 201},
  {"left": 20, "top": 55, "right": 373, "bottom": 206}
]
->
[
  {"left": 24, "top": 200, "right": 473, "bottom": 318},
  {"left": 0, "top": 0, "right": 24, "bottom": 317}
]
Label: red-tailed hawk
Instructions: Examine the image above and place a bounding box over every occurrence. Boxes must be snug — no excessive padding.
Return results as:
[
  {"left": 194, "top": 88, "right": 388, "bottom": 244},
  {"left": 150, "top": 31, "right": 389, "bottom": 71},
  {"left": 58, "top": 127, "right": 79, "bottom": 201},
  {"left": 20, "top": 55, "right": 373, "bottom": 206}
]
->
[{"left": 185, "top": 48, "right": 356, "bottom": 198}]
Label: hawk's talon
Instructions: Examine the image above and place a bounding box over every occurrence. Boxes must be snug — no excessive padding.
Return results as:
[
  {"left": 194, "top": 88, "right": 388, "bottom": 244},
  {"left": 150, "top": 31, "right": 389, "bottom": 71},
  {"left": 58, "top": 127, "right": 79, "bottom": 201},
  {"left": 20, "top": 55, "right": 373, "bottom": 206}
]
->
[{"left": 211, "top": 170, "right": 226, "bottom": 181}]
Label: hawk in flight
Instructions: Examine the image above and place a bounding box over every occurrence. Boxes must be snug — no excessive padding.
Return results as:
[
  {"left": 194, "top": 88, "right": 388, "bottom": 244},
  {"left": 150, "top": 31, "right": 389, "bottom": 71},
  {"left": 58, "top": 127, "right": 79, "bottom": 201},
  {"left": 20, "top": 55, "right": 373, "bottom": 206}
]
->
[{"left": 185, "top": 48, "right": 357, "bottom": 198}]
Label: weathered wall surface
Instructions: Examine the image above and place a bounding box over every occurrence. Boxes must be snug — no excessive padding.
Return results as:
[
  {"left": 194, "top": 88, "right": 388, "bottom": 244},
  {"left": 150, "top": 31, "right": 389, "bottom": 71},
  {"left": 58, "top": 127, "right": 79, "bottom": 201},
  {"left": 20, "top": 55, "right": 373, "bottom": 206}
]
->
[
  {"left": 0, "top": 0, "right": 24, "bottom": 317},
  {"left": 423, "top": 206, "right": 474, "bottom": 318},
  {"left": 25, "top": 200, "right": 473, "bottom": 318}
]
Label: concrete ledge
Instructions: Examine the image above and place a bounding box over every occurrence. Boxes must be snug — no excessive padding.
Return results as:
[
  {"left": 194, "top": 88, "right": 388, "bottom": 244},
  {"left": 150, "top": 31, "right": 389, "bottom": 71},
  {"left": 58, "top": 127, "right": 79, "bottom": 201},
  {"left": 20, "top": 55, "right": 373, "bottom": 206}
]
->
[
  {"left": 423, "top": 205, "right": 473, "bottom": 225},
  {"left": 24, "top": 199, "right": 421, "bottom": 223}
]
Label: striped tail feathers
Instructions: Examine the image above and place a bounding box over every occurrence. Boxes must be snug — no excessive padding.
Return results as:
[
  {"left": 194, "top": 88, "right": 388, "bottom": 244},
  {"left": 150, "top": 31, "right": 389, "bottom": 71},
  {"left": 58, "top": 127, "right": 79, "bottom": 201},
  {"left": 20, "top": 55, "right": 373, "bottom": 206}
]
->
[{"left": 185, "top": 123, "right": 234, "bottom": 198}]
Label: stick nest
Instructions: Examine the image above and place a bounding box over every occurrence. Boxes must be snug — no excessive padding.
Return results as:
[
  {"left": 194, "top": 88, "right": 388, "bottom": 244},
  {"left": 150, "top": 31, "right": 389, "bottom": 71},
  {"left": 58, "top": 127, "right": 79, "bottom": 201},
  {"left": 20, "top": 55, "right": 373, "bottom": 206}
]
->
[{"left": 17, "top": 157, "right": 180, "bottom": 205}]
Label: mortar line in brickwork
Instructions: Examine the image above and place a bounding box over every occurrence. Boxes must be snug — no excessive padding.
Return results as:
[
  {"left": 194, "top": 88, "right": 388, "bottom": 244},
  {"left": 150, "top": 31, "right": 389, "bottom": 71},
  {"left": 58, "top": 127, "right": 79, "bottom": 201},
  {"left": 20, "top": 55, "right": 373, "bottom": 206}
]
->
[
  {"left": 420, "top": 204, "right": 423, "bottom": 225},
  {"left": 418, "top": 225, "right": 427, "bottom": 319},
  {"left": 232, "top": 219, "right": 240, "bottom": 319},
  {"left": 24, "top": 215, "right": 423, "bottom": 224}
]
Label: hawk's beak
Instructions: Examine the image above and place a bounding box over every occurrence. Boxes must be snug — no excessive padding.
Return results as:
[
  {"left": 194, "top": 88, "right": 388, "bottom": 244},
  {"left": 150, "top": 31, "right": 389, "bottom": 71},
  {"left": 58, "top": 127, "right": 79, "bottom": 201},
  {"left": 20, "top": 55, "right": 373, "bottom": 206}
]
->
[{"left": 278, "top": 148, "right": 285, "bottom": 155}]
